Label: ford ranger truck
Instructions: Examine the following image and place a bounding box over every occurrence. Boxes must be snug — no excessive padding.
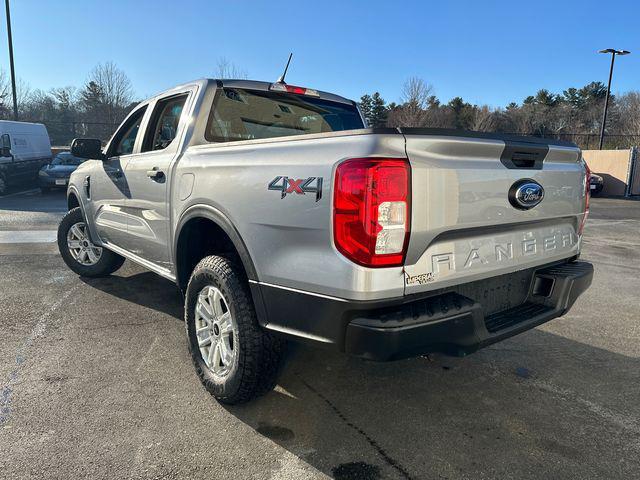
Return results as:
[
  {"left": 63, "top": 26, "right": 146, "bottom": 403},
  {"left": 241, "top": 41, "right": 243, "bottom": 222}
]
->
[{"left": 57, "top": 79, "right": 593, "bottom": 404}]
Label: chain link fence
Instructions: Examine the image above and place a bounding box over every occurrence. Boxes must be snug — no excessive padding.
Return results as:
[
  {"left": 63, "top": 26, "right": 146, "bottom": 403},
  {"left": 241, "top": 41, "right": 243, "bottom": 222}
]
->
[
  {"left": 516, "top": 133, "right": 640, "bottom": 150},
  {"left": 28, "top": 119, "right": 640, "bottom": 151},
  {"left": 24, "top": 120, "right": 121, "bottom": 147}
]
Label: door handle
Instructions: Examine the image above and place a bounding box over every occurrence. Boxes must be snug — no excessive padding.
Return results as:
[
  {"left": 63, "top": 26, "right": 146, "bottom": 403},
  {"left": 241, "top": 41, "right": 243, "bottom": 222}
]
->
[
  {"left": 146, "top": 167, "right": 165, "bottom": 182},
  {"left": 84, "top": 175, "right": 91, "bottom": 198}
]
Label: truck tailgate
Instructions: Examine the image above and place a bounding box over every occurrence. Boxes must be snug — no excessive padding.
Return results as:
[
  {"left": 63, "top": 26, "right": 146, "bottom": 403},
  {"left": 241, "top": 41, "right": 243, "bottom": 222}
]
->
[{"left": 401, "top": 129, "right": 586, "bottom": 294}]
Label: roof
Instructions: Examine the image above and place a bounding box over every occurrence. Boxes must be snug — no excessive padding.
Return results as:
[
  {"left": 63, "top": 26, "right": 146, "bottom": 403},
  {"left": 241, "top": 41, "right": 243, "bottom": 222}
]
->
[{"left": 148, "top": 78, "right": 355, "bottom": 105}]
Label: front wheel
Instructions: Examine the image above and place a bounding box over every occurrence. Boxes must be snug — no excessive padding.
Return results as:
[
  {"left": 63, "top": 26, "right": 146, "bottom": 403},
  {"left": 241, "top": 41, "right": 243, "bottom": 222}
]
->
[
  {"left": 57, "top": 207, "right": 125, "bottom": 277},
  {"left": 185, "top": 255, "right": 286, "bottom": 404}
]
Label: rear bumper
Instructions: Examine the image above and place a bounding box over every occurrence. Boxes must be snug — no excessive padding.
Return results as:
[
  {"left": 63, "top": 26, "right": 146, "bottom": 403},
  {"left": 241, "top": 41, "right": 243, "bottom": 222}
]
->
[{"left": 252, "top": 260, "right": 593, "bottom": 361}]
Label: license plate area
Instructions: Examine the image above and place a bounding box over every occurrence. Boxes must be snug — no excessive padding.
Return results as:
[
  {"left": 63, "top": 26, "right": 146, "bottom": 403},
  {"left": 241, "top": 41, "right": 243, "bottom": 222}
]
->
[
  {"left": 404, "top": 222, "right": 580, "bottom": 294},
  {"left": 454, "top": 267, "right": 535, "bottom": 316},
  {"left": 55, "top": 179, "right": 67, "bottom": 186}
]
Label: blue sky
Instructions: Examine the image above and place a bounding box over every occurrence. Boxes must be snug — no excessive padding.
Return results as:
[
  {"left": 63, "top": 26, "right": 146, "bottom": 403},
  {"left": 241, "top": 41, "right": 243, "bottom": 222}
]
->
[{"left": 1, "top": 0, "right": 638, "bottom": 107}]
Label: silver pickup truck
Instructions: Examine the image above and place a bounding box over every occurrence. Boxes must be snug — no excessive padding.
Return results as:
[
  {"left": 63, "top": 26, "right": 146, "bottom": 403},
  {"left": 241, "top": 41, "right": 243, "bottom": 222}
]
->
[{"left": 57, "top": 79, "right": 593, "bottom": 404}]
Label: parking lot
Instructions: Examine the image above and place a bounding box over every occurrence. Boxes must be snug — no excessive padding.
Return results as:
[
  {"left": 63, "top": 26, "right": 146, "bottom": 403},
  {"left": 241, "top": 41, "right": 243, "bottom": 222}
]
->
[{"left": 0, "top": 189, "right": 638, "bottom": 480}]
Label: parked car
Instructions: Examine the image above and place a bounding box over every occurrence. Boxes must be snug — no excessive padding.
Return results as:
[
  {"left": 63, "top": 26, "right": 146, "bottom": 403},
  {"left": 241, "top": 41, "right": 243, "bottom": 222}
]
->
[
  {"left": 590, "top": 173, "right": 604, "bottom": 196},
  {"left": 0, "top": 120, "right": 52, "bottom": 195},
  {"left": 57, "top": 78, "right": 593, "bottom": 404},
  {"left": 39, "top": 152, "right": 86, "bottom": 193}
]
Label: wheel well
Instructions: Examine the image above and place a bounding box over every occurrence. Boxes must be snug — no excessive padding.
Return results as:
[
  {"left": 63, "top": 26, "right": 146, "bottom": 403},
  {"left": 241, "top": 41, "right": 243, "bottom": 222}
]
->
[
  {"left": 175, "top": 217, "right": 246, "bottom": 292},
  {"left": 67, "top": 193, "right": 80, "bottom": 210}
]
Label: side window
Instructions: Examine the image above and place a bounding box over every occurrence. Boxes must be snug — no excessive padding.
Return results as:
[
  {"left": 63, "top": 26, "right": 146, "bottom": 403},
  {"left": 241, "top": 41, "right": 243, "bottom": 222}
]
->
[
  {"left": 142, "top": 94, "right": 188, "bottom": 152},
  {"left": 110, "top": 106, "right": 147, "bottom": 157}
]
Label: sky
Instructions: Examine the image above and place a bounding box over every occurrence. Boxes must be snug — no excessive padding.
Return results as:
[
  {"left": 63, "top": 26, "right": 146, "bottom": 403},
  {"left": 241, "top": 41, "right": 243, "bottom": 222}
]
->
[{"left": 1, "top": 0, "right": 638, "bottom": 107}]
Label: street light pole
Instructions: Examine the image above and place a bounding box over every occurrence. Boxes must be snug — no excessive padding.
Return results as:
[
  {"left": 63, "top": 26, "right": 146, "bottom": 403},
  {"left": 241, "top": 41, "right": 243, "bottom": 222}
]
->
[
  {"left": 598, "top": 48, "right": 630, "bottom": 150},
  {"left": 4, "top": 0, "right": 18, "bottom": 120}
]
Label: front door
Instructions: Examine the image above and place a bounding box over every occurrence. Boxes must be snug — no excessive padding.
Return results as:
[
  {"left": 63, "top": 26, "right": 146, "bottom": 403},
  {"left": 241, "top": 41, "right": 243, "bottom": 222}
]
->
[
  {"left": 90, "top": 105, "right": 148, "bottom": 247},
  {"left": 121, "top": 92, "right": 190, "bottom": 269}
]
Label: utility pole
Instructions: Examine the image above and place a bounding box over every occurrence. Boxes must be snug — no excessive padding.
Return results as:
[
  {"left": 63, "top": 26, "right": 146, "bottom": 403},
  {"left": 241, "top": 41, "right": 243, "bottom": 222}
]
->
[
  {"left": 598, "top": 49, "right": 630, "bottom": 150},
  {"left": 4, "top": 0, "right": 18, "bottom": 120}
]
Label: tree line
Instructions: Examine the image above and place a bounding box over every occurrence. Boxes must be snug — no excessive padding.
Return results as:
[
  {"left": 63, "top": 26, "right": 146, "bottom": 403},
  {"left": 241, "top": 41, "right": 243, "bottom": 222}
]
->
[
  {"left": 360, "top": 77, "right": 640, "bottom": 149},
  {"left": 0, "top": 58, "right": 249, "bottom": 146},
  {"left": 0, "top": 63, "right": 638, "bottom": 150},
  {"left": 0, "top": 61, "right": 137, "bottom": 145}
]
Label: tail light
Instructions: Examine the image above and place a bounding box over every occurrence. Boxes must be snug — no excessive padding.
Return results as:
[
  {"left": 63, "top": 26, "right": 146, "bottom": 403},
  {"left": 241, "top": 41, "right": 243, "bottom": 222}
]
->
[
  {"left": 333, "top": 158, "right": 411, "bottom": 267},
  {"left": 578, "top": 159, "right": 590, "bottom": 236}
]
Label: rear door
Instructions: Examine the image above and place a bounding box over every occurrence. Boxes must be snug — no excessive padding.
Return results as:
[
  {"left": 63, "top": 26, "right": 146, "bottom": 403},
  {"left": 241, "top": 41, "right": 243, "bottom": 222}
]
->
[
  {"left": 6, "top": 133, "right": 31, "bottom": 182},
  {"left": 90, "top": 105, "right": 148, "bottom": 247},
  {"left": 121, "top": 90, "right": 192, "bottom": 269},
  {"left": 401, "top": 130, "right": 586, "bottom": 295}
]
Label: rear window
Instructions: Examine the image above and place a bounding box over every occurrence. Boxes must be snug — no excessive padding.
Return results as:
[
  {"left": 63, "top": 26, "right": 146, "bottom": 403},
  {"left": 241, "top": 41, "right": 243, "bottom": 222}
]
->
[{"left": 205, "top": 88, "right": 364, "bottom": 143}]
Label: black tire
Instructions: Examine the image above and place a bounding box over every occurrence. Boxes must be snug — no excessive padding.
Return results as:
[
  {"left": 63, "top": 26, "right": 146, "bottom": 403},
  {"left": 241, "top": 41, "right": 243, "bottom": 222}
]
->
[
  {"left": 0, "top": 174, "right": 6, "bottom": 196},
  {"left": 57, "top": 207, "right": 125, "bottom": 277},
  {"left": 185, "top": 255, "right": 286, "bottom": 404}
]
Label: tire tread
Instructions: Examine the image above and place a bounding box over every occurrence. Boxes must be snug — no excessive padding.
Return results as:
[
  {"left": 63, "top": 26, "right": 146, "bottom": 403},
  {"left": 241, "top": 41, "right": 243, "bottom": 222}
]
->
[{"left": 186, "top": 255, "right": 285, "bottom": 404}]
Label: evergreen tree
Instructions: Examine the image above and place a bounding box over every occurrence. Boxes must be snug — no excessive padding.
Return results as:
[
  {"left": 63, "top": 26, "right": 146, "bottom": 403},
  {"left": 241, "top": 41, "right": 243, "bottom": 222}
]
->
[
  {"left": 448, "top": 97, "right": 475, "bottom": 130},
  {"left": 360, "top": 92, "right": 389, "bottom": 127},
  {"left": 359, "top": 94, "right": 373, "bottom": 127},
  {"left": 369, "top": 92, "right": 388, "bottom": 127}
]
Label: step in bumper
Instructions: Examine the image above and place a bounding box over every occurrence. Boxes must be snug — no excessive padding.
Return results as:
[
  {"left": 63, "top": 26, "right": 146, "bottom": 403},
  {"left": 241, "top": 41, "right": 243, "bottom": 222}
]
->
[{"left": 345, "top": 261, "right": 593, "bottom": 360}]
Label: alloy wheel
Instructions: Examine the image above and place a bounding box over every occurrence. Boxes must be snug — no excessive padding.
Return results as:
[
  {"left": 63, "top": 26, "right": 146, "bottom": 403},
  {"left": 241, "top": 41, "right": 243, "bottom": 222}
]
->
[
  {"left": 194, "top": 285, "right": 237, "bottom": 377},
  {"left": 66, "top": 221, "right": 102, "bottom": 266}
]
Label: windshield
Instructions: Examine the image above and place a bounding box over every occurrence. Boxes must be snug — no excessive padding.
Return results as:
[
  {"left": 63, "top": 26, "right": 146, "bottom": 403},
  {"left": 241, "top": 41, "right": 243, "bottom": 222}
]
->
[
  {"left": 51, "top": 153, "right": 84, "bottom": 166},
  {"left": 205, "top": 88, "right": 364, "bottom": 143}
]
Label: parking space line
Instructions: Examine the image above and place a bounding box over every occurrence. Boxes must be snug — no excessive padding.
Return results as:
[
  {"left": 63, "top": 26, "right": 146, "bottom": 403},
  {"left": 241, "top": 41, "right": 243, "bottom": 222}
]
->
[
  {"left": 0, "top": 188, "right": 39, "bottom": 199},
  {"left": 0, "top": 230, "right": 57, "bottom": 243},
  {"left": 1, "top": 284, "right": 81, "bottom": 426}
]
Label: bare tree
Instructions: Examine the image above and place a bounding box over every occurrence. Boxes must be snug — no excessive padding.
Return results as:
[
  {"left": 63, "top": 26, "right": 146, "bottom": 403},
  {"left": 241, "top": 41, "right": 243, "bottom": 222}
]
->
[
  {"left": 86, "top": 61, "right": 134, "bottom": 125},
  {"left": 0, "top": 69, "right": 11, "bottom": 117},
  {"left": 15, "top": 78, "right": 33, "bottom": 116},
  {"left": 215, "top": 57, "right": 248, "bottom": 79},
  {"left": 388, "top": 77, "right": 434, "bottom": 127},
  {"left": 401, "top": 77, "right": 432, "bottom": 109},
  {"left": 0, "top": 69, "right": 32, "bottom": 118},
  {"left": 471, "top": 105, "right": 498, "bottom": 131},
  {"left": 615, "top": 92, "right": 640, "bottom": 136}
]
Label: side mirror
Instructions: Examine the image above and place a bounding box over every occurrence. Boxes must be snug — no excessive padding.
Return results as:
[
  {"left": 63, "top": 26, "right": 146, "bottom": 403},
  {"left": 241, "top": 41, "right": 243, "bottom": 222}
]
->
[
  {"left": 0, "top": 133, "right": 11, "bottom": 157},
  {"left": 70, "top": 138, "right": 104, "bottom": 160}
]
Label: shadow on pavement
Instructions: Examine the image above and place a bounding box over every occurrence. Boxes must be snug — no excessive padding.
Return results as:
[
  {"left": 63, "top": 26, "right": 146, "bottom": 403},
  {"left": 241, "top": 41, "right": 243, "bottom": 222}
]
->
[
  {"left": 77, "top": 258, "right": 639, "bottom": 479},
  {"left": 223, "top": 329, "right": 639, "bottom": 479},
  {"left": 0, "top": 187, "right": 67, "bottom": 213},
  {"left": 80, "top": 269, "right": 184, "bottom": 319}
]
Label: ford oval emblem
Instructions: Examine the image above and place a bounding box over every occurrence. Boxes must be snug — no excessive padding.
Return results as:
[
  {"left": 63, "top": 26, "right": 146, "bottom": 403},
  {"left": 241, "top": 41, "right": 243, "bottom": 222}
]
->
[{"left": 509, "top": 180, "right": 544, "bottom": 210}]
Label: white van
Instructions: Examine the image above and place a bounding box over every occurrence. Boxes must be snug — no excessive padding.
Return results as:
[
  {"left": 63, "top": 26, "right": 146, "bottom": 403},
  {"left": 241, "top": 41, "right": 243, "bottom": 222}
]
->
[{"left": 0, "top": 121, "right": 52, "bottom": 195}]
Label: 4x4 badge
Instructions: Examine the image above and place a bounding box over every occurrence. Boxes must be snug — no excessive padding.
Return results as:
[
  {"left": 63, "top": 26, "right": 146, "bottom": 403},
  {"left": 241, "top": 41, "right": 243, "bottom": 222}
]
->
[{"left": 268, "top": 176, "right": 323, "bottom": 202}]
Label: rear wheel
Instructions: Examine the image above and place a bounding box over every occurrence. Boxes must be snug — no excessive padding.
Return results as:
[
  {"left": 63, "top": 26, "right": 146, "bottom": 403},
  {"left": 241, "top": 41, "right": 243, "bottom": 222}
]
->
[
  {"left": 0, "top": 174, "right": 6, "bottom": 196},
  {"left": 185, "top": 255, "right": 285, "bottom": 404},
  {"left": 57, "top": 207, "right": 125, "bottom": 277}
]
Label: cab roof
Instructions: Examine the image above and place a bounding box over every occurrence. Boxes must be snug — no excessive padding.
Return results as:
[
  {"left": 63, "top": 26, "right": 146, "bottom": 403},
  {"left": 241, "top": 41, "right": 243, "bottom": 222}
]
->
[{"left": 149, "top": 78, "right": 355, "bottom": 106}]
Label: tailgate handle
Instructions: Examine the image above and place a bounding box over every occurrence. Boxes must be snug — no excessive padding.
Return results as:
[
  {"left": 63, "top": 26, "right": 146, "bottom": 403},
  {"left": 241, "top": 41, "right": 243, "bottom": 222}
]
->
[
  {"left": 510, "top": 151, "right": 539, "bottom": 168},
  {"left": 500, "top": 141, "right": 549, "bottom": 170}
]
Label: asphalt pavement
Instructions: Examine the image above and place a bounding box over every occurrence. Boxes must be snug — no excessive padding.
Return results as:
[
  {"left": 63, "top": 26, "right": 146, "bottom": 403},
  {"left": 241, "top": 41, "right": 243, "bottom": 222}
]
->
[{"left": 0, "top": 189, "right": 639, "bottom": 480}]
